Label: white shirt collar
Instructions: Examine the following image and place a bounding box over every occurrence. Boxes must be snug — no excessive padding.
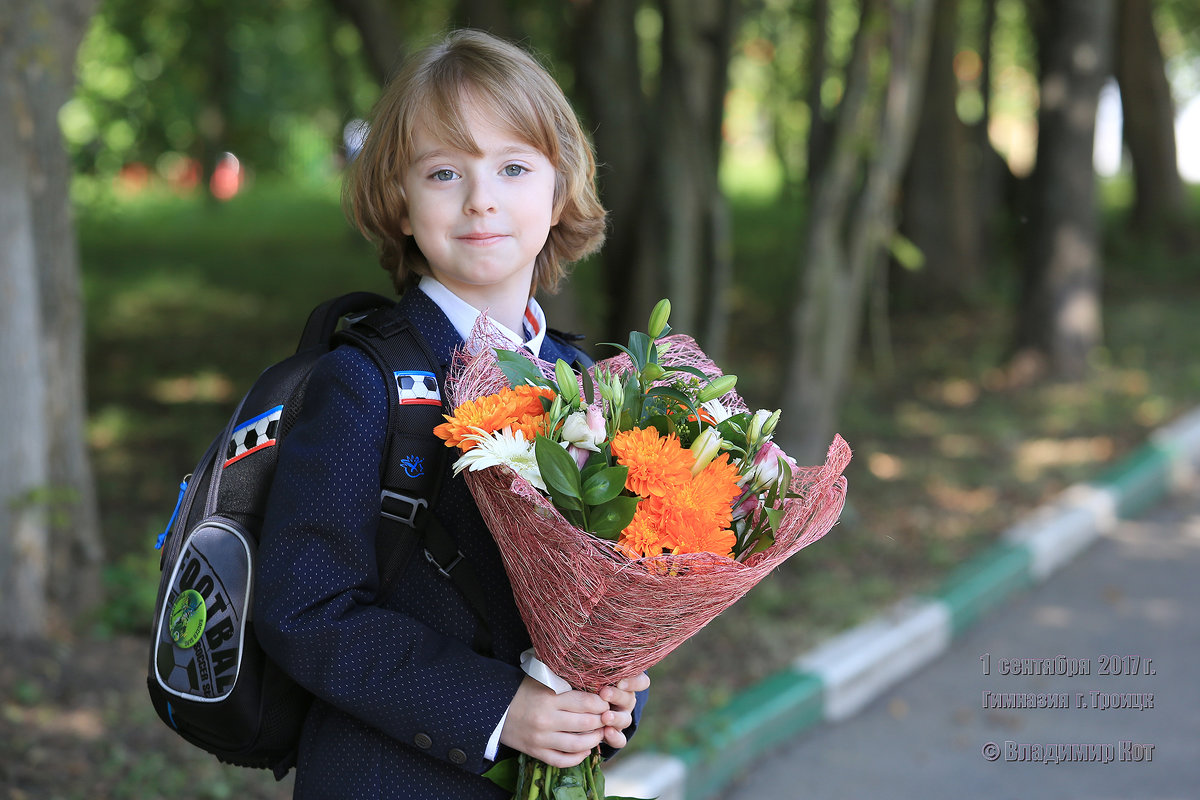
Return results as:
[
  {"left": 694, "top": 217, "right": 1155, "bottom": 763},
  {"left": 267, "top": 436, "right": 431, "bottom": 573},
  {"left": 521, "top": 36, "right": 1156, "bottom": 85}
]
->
[{"left": 417, "top": 275, "right": 547, "bottom": 358}]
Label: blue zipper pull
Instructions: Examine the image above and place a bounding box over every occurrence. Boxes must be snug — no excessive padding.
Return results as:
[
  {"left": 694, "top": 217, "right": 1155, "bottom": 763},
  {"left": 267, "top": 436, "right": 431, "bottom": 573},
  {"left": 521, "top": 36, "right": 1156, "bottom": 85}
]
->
[{"left": 156, "top": 476, "right": 189, "bottom": 550}]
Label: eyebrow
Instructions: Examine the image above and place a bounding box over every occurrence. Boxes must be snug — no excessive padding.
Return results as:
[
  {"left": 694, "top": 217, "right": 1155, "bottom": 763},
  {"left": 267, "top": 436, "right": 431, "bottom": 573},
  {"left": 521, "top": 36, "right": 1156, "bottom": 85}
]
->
[{"left": 412, "top": 144, "right": 542, "bottom": 166}]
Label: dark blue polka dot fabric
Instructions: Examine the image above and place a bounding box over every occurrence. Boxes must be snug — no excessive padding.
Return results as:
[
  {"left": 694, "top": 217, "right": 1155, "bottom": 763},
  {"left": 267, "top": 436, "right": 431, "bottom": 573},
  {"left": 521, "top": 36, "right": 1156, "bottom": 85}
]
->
[{"left": 255, "top": 289, "right": 592, "bottom": 798}]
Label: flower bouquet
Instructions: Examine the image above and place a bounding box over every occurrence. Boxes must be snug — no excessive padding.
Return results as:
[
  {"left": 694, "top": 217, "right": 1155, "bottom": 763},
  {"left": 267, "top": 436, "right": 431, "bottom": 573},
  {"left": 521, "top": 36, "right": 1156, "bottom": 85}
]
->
[{"left": 434, "top": 300, "right": 851, "bottom": 799}]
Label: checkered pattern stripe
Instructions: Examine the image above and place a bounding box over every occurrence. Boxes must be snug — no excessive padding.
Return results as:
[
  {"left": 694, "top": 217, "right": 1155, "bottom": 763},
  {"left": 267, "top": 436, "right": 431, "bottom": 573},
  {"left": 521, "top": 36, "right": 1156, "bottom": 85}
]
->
[
  {"left": 394, "top": 370, "right": 442, "bottom": 406},
  {"left": 225, "top": 405, "right": 283, "bottom": 466}
]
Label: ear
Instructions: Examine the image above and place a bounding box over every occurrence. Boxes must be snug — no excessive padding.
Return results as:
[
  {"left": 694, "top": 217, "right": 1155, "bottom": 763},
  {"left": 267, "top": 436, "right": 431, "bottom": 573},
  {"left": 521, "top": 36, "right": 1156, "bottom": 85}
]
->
[
  {"left": 551, "top": 193, "right": 564, "bottom": 227},
  {"left": 399, "top": 184, "right": 413, "bottom": 236}
]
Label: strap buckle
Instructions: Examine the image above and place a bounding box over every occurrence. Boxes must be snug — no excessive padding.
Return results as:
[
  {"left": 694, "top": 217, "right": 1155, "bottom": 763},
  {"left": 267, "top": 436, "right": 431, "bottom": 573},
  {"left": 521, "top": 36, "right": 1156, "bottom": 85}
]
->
[
  {"left": 380, "top": 490, "right": 428, "bottom": 528},
  {"left": 424, "top": 548, "right": 464, "bottom": 579}
]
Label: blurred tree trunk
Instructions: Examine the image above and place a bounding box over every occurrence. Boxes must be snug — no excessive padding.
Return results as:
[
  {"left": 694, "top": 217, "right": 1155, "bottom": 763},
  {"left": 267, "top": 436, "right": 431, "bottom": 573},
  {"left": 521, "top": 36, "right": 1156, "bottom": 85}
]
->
[
  {"left": 572, "top": 0, "right": 736, "bottom": 351},
  {"left": 779, "top": 0, "right": 936, "bottom": 464},
  {"left": 0, "top": 0, "right": 101, "bottom": 640},
  {"left": 971, "top": 0, "right": 1014, "bottom": 260},
  {"left": 328, "top": 0, "right": 407, "bottom": 81},
  {"left": 898, "top": 0, "right": 982, "bottom": 305},
  {"left": 571, "top": 0, "right": 653, "bottom": 342},
  {"left": 806, "top": 0, "right": 832, "bottom": 193},
  {"left": 194, "top": 0, "right": 233, "bottom": 197},
  {"left": 655, "top": 0, "right": 737, "bottom": 358},
  {"left": 1012, "top": 0, "right": 1114, "bottom": 381},
  {"left": 1114, "top": 0, "right": 1192, "bottom": 249}
]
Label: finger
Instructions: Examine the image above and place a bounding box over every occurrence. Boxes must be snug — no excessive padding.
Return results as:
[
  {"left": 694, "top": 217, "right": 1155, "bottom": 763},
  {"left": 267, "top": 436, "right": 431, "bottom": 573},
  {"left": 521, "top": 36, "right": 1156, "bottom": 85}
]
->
[
  {"left": 533, "top": 730, "right": 605, "bottom": 763},
  {"left": 599, "top": 673, "right": 650, "bottom": 710},
  {"left": 626, "top": 672, "right": 651, "bottom": 692},
  {"left": 559, "top": 689, "right": 610, "bottom": 715},
  {"left": 535, "top": 747, "right": 593, "bottom": 769},
  {"left": 600, "top": 707, "right": 633, "bottom": 731},
  {"left": 550, "top": 709, "right": 606, "bottom": 734},
  {"left": 599, "top": 685, "right": 637, "bottom": 713},
  {"left": 602, "top": 725, "right": 628, "bottom": 750}
]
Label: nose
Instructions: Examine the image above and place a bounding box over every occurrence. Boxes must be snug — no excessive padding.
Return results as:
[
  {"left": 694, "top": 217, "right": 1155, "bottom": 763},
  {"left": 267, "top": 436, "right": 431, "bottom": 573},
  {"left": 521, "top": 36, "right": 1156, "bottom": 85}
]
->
[{"left": 463, "top": 175, "right": 497, "bottom": 216}]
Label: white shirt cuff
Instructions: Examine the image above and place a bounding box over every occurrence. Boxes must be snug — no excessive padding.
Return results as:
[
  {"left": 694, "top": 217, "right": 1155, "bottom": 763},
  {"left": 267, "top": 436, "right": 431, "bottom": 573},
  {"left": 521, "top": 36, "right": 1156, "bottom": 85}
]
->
[{"left": 485, "top": 707, "right": 509, "bottom": 761}]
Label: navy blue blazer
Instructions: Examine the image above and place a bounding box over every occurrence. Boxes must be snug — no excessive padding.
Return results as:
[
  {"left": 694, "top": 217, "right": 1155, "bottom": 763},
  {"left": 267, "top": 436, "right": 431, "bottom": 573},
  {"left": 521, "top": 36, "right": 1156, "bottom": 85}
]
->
[{"left": 255, "top": 289, "right": 642, "bottom": 799}]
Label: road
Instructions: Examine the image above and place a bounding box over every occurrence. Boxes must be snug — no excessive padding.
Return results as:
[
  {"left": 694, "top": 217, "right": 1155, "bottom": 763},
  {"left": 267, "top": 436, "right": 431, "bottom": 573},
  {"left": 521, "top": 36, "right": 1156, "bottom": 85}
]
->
[{"left": 723, "top": 488, "right": 1200, "bottom": 800}]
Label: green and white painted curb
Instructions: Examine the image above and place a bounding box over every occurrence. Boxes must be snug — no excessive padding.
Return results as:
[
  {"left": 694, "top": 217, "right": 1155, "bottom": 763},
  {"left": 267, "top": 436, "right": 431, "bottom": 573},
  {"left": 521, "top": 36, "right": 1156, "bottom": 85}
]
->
[{"left": 605, "top": 407, "right": 1200, "bottom": 800}]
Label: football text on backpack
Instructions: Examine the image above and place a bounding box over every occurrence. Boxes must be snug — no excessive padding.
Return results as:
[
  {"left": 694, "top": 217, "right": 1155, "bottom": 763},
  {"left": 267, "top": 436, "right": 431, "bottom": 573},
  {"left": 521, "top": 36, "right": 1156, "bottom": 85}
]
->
[{"left": 146, "top": 292, "right": 490, "bottom": 778}]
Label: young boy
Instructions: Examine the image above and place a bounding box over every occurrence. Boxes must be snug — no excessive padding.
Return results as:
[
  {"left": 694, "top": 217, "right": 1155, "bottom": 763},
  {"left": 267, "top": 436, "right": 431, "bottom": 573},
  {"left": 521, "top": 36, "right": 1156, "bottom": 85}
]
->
[{"left": 254, "top": 29, "right": 649, "bottom": 799}]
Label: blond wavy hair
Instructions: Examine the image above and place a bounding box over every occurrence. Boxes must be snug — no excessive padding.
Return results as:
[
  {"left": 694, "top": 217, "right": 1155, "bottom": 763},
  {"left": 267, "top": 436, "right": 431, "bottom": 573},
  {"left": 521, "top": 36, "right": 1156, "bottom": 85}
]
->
[{"left": 343, "top": 29, "right": 607, "bottom": 295}]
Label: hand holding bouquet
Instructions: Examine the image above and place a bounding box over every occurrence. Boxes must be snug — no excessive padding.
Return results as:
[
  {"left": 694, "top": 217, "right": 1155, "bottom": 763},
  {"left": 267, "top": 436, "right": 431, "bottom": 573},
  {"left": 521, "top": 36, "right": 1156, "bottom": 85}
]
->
[{"left": 435, "top": 300, "right": 851, "bottom": 799}]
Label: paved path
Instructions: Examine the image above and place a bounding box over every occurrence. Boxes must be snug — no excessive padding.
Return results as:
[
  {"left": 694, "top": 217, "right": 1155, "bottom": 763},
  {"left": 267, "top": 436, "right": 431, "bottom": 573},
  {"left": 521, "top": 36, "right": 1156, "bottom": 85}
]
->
[{"left": 722, "top": 489, "right": 1200, "bottom": 800}]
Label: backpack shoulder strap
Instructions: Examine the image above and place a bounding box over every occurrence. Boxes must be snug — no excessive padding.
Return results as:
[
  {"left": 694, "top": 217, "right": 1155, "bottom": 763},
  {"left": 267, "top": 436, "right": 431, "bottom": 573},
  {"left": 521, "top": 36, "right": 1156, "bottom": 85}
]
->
[
  {"left": 546, "top": 327, "right": 595, "bottom": 370},
  {"left": 335, "top": 308, "right": 493, "bottom": 656}
]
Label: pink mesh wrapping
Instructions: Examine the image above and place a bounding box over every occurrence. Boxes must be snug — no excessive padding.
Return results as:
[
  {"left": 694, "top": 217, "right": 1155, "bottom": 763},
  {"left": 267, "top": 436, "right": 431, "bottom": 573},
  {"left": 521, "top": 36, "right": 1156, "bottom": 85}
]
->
[{"left": 447, "top": 330, "right": 851, "bottom": 692}]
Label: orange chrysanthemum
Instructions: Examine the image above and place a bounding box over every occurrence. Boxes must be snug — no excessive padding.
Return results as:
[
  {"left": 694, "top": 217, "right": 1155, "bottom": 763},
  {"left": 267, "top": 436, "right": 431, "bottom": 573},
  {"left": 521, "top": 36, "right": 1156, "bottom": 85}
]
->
[
  {"left": 616, "top": 497, "right": 678, "bottom": 559},
  {"left": 615, "top": 453, "right": 743, "bottom": 560},
  {"left": 434, "top": 385, "right": 554, "bottom": 451},
  {"left": 610, "top": 427, "right": 695, "bottom": 497},
  {"left": 687, "top": 453, "right": 743, "bottom": 530}
]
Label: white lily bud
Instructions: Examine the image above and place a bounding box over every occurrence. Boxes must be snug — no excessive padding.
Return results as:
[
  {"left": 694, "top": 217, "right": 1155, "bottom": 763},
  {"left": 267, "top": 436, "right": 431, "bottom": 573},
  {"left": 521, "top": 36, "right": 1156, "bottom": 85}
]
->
[
  {"left": 747, "top": 409, "right": 773, "bottom": 445},
  {"left": 689, "top": 427, "right": 724, "bottom": 475}
]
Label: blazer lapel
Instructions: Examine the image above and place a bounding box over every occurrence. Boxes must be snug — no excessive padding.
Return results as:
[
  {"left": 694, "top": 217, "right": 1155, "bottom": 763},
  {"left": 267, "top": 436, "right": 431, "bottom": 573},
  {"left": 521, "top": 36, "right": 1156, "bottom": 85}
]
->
[{"left": 396, "top": 288, "right": 464, "bottom": 373}]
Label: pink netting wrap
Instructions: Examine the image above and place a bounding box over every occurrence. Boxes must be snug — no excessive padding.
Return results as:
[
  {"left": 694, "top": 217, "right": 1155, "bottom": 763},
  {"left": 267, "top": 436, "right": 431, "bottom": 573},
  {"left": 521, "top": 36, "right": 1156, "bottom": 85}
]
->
[{"left": 447, "top": 330, "right": 851, "bottom": 692}]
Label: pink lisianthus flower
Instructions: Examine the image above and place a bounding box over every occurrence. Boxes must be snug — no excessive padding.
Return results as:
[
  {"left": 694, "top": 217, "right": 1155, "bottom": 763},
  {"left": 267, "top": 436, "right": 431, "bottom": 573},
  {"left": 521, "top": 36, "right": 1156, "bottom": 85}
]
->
[
  {"left": 562, "top": 403, "right": 606, "bottom": 469},
  {"left": 731, "top": 492, "right": 761, "bottom": 521},
  {"left": 743, "top": 441, "right": 799, "bottom": 493}
]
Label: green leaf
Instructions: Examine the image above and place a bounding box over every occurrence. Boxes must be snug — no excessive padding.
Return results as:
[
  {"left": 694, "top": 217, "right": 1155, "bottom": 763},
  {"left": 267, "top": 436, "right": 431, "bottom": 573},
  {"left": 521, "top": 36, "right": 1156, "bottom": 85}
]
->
[
  {"left": 580, "top": 451, "right": 610, "bottom": 481},
  {"left": 547, "top": 485, "right": 584, "bottom": 513},
  {"left": 643, "top": 414, "right": 675, "bottom": 437},
  {"left": 598, "top": 341, "right": 637, "bottom": 365},
  {"left": 589, "top": 496, "right": 640, "bottom": 539},
  {"left": 626, "top": 331, "right": 652, "bottom": 371},
  {"left": 765, "top": 506, "right": 785, "bottom": 532},
  {"left": 662, "top": 364, "right": 708, "bottom": 381},
  {"left": 645, "top": 386, "right": 698, "bottom": 425},
  {"left": 496, "top": 349, "right": 549, "bottom": 389},
  {"left": 716, "top": 414, "right": 751, "bottom": 451},
  {"left": 535, "top": 436, "right": 582, "bottom": 500},
  {"left": 581, "top": 365, "right": 595, "bottom": 405},
  {"left": 749, "top": 529, "right": 776, "bottom": 556},
  {"left": 889, "top": 231, "right": 926, "bottom": 271},
  {"left": 581, "top": 466, "right": 628, "bottom": 505},
  {"left": 645, "top": 386, "right": 693, "bottom": 407},
  {"left": 483, "top": 757, "right": 518, "bottom": 792}
]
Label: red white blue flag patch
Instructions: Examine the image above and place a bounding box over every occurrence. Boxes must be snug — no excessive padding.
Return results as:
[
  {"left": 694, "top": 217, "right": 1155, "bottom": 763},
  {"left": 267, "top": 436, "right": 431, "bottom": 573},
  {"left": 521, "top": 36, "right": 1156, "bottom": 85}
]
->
[{"left": 225, "top": 405, "right": 282, "bottom": 466}]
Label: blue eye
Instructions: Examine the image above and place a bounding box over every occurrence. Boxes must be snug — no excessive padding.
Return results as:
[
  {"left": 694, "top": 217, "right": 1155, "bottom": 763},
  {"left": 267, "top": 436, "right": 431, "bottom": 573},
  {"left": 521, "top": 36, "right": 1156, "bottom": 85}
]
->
[
  {"left": 503, "top": 164, "right": 526, "bottom": 177},
  {"left": 432, "top": 169, "right": 456, "bottom": 182}
]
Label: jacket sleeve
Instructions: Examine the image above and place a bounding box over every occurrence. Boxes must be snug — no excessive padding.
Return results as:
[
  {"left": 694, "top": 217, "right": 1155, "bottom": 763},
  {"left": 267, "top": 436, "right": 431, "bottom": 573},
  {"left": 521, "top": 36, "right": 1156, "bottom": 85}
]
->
[{"left": 254, "top": 345, "right": 523, "bottom": 774}]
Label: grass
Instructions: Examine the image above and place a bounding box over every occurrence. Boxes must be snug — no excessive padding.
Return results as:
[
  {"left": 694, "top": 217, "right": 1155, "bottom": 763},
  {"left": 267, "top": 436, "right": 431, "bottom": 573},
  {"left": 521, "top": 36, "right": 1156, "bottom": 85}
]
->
[{"left": 72, "top": 178, "right": 1200, "bottom": 773}]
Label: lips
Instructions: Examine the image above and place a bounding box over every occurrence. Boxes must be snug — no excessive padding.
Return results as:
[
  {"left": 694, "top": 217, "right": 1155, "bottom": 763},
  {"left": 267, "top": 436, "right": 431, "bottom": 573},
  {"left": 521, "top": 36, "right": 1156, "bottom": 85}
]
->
[{"left": 457, "top": 232, "right": 507, "bottom": 244}]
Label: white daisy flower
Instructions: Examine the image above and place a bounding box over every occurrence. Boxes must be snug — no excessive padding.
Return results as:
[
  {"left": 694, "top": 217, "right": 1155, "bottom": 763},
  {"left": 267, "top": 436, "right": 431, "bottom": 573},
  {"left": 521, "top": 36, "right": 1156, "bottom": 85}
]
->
[
  {"left": 451, "top": 426, "right": 547, "bottom": 492},
  {"left": 701, "top": 397, "right": 733, "bottom": 423}
]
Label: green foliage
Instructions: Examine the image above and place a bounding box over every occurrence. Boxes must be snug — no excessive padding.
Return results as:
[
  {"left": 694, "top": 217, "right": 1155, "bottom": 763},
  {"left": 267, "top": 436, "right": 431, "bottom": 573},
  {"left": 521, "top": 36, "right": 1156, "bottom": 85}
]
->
[
  {"left": 79, "top": 183, "right": 385, "bottom": 559},
  {"left": 94, "top": 549, "right": 161, "bottom": 636},
  {"left": 69, "top": 0, "right": 378, "bottom": 182}
]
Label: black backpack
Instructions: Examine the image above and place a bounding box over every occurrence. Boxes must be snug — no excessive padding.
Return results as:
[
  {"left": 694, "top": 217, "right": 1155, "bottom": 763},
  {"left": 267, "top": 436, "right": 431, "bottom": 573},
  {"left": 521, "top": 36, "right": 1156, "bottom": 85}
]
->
[{"left": 147, "top": 292, "right": 491, "bottom": 778}]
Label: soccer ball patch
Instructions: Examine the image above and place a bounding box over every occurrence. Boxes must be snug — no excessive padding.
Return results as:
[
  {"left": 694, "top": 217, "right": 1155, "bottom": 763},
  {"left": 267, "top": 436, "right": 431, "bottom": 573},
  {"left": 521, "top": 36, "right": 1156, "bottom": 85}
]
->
[
  {"left": 225, "top": 405, "right": 283, "bottom": 466},
  {"left": 395, "top": 371, "right": 441, "bottom": 406}
]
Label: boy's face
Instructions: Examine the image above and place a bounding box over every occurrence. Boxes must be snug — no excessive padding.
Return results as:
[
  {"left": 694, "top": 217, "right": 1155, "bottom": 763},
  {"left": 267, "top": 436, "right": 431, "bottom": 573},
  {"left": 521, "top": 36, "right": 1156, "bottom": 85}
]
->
[{"left": 400, "top": 102, "right": 558, "bottom": 316}]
